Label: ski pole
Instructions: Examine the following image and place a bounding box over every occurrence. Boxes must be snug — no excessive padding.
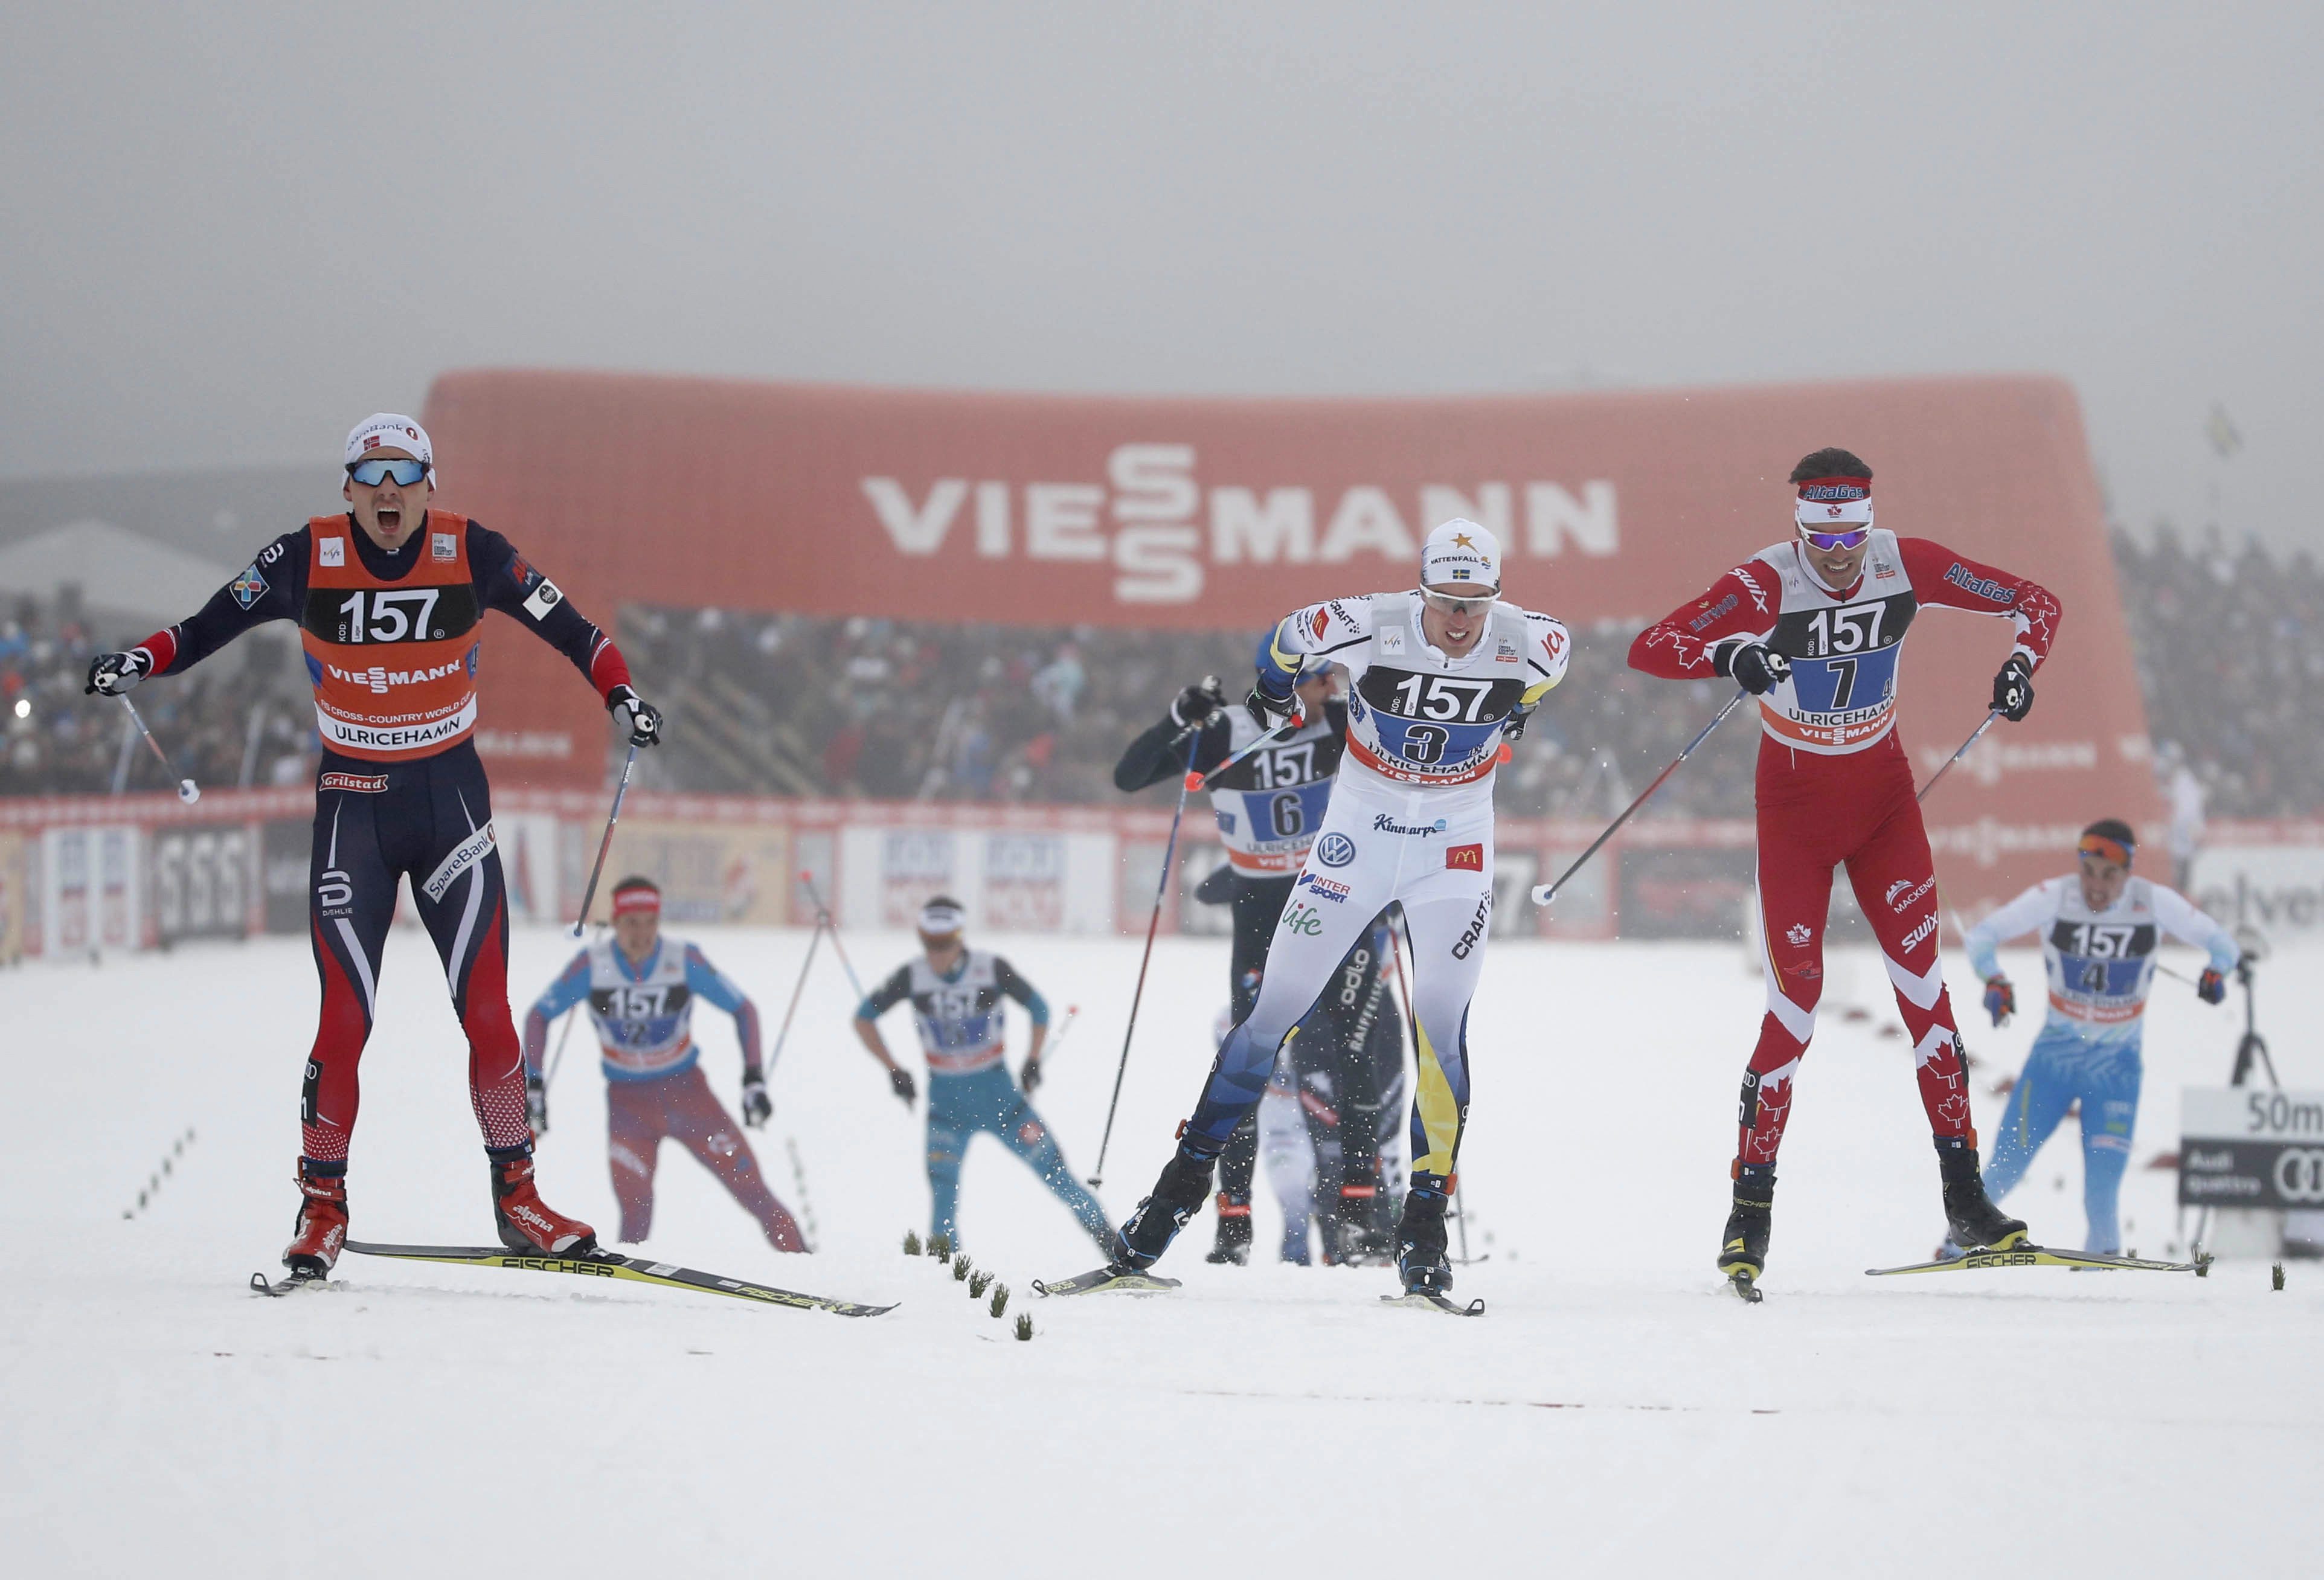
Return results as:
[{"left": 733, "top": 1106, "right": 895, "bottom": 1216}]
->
[
  {"left": 1042, "top": 1004, "right": 1082, "bottom": 1062},
  {"left": 766, "top": 917, "right": 829, "bottom": 1073},
  {"left": 543, "top": 1004, "right": 580, "bottom": 1090},
  {"left": 117, "top": 695, "right": 200, "bottom": 803},
  {"left": 1530, "top": 689, "right": 1746, "bottom": 907},
  {"left": 571, "top": 742, "right": 640, "bottom": 936},
  {"left": 1191, "top": 708, "right": 1304, "bottom": 791},
  {"left": 1915, "top": 710, "right": 2000, "bottom": 803},
  {"left": 1088, "top": 731, "right": 1202, "bottom": 1186},
  {"left": 795, "top": 872, "right": 872, "bottom": 1000}
]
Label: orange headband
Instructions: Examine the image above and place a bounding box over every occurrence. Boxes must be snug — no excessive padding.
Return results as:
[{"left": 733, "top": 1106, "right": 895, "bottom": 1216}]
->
[{"left": 2077, "top": 833, "right": 2133, "bottom": 867}]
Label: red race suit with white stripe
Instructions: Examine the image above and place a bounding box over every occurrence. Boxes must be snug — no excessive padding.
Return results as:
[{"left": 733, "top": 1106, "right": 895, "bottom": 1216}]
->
[
  {"left": 1629, "top": 530, "right": 2061, "bottom": 1167},
  {"left": 132, "top": 512, "right": 632, "bottom": 1169}
]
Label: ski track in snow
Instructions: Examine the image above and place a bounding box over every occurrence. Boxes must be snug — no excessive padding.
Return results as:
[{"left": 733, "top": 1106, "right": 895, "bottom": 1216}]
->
[{"left": 5, "top": 926, "right": 2321, "bottom": 1576}]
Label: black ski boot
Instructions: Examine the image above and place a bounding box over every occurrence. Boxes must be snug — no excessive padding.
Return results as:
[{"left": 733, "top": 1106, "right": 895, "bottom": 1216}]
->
[
  {"left": 1718, "top": 1164, "right": 1774, "bottom": 1302},
  {"left": 1395, "top": 1186, "right": 1452, "bottom": 1295},
  {"left": 1937, "top": 1140, "right": 2027, "bottom": 1250},
  {"left": 1205, "top": 1194, "right": 1253, "bottom": 1265},
  {"left": 1112, "top": 1145, "right": 1218, "bottom": 1271}
]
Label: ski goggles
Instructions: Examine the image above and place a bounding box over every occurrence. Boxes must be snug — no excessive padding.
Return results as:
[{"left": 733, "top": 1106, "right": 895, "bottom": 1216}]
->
[
  {"left": 347, "top": 456, "right": 430, "bottom": 487},
  {"left": 1419, "top": 588, "right": 1497, "bottom": 618},
  {"left": 2077, "top": 832, "right": 2134, "bottom": 867},
  {"left": 1797, "top": 525, "right": 1873, "bottom": 553}
]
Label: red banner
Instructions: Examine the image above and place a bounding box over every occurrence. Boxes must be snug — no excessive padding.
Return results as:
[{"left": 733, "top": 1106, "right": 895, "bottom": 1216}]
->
[{"left": 419, "top": 369, "right": 2155, "bottom": 908}]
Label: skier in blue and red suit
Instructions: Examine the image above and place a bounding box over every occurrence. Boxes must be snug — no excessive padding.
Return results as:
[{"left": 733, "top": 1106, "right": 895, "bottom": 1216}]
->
[{"left": 84, "top": 413, "right": 664, "bottom": 1282}]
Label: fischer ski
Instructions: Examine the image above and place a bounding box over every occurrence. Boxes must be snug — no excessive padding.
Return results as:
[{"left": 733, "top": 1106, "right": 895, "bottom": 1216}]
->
[
  {"left": 339, "top": 1241, "right": 894, "bottom": 1315},
  {"left": 1867, "top": 1245, "right": 2210, "bottom": 1278},
  {"left": 1381, "top": 1292, "right": 1486, "bottom": 1316},
  {"left": 1033, "top": 1267, "right": 1182, "bottom": 1296}
]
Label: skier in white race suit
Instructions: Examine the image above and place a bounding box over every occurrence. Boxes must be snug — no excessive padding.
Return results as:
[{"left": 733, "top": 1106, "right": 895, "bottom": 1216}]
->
[{"left": 1107, "top": 519, "right": 1569, "bottom": 1297}]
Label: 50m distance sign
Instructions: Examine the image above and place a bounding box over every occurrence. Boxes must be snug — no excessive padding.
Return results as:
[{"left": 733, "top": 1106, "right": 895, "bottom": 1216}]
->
[{"left": 2178, "top": 1087, "right": 2324, "bottom": 1207}]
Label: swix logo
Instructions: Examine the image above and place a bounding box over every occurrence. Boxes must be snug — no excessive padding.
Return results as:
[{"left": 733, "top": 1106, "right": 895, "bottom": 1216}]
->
[
  {"left": 860, "top": 446, "right": 1619, "bottom": 605},
  {"left": 1887, "top": 876, "right": 1935, "bottom": 913},
  {"left": 1733, "top": 565, "right": 1769, "bottom": 612},
  {"left": 1785, "top": 923, "right": 1812, "bottom": 946},
  {"left": 327, "top": 656, "right": 469, "bottom": 695},
  {"left": 1901, "top": 911, "right": 1940, "bottom": 951},
  {"left": 1450, "top": 895, "right": 1492, "bottom": 959}
]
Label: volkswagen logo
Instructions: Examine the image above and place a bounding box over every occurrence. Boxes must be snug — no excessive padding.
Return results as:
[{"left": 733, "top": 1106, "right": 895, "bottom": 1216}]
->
[{"left": 1316, "top": 833, "right": 1357, "bottom": 869}]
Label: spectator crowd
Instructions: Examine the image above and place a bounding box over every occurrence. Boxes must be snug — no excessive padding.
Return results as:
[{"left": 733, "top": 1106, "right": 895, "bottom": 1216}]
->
[{"left": 7, "top": 526, "right": 2321, "bottom": 822}]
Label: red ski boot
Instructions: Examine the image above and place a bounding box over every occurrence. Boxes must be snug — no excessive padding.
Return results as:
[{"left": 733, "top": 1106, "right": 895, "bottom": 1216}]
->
[
  {"left": 283, "top": 1163, "right": 348, "bottom": 1280},
  {"left": 490, "top": 1155, "right": 597, "bottom": 1255}
]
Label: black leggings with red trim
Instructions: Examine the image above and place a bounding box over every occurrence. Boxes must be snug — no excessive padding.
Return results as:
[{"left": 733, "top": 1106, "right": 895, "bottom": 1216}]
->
[{"left": 301, "top": 743, "right": 531, "bottom": 1167}]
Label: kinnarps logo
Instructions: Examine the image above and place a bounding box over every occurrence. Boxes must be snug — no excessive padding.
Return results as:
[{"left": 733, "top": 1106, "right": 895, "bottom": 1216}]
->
[{"left": 861, "top": 446, "right": 1618, "bottom": 605}]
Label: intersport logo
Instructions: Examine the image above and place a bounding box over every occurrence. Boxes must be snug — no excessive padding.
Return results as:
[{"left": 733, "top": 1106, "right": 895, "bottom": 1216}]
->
[{"left": 861, "top": 445, "right": 1619, "bottom": 605}]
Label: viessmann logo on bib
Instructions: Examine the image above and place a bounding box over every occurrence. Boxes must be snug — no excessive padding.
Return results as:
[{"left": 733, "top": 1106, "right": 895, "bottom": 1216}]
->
[{"left": 858, "top": 446, "right": 1620, "bottom": 605}]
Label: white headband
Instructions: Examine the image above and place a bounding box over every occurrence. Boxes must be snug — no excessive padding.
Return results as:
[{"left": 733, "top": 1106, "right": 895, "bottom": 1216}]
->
[
  {"left": 1796, "top": 498, "right": 1875, "bottom": 527},
  {"left": 919, "top": 902, "right": 966, "bottom": 935}
]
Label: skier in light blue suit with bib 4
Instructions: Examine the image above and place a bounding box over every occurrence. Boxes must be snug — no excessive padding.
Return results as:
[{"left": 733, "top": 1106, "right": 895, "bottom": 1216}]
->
[{"left": 1959, "top": 818, "right": 2238, "bottom": 1254}]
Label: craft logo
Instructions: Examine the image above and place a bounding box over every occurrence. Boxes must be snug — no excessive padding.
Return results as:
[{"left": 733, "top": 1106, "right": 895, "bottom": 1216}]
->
[
  {"left": 1450, "top": 894, "right": 1492, "bottom": 959},
  {"left": 228, "top": 563, "right": 269, "bottom": 609},
  {"left": 319, "top": 536, "right": 345, "bottom": 567},
  {"left": 1944, "top": 564, "right": 2014, "bottom": 603},
  {"left": 1315, "top": 833, "right": 1358, "bottom": 868},
  {"left": 1445, "top": 843, "right": 1484, "bottom": 872}
]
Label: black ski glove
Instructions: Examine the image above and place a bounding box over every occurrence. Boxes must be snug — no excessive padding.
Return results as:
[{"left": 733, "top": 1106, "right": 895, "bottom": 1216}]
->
[
  {"left": 1020, "top": 1055, "right": 1044, "bottom": 1093},
  {"left": 1991, "top": 654, "right": 2035, "bottom": 722},
  {"left": 1246, "top": 682, "right": 1299, "bottom": 730},
  {"left": 608, "top": 684, "right": 663, "bottom": 748},
  {"left": 740, "top": 1071, "right": 771, "bottom": 1128},
  {"left": 1503, "top": 703, "right": 1536, "bottom": 743},
  {"left": 85, "top": 650, "right": 152, "bottom": 696},
  {"left": 1170, "top": 676, "right": 1227, "bottom": 729},
  {"left": 1721, "top": 642, "right": 1791, "bottom": 696},
  {"left": 889, "top": 1066, "right": 918, "bottom": 1106},
  {"left": 525, "top": 1073, "right": 549, "bottom": 1135}
]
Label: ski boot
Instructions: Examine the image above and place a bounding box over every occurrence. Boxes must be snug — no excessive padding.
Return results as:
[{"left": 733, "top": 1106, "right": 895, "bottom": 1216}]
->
[
  {"left": 1395, "top": 1185, "right": 1453, "bottom": 1296},
  {"left": 1718, "top": 1164, "right": 1774, "bottom": 1302},
  {"left": 282, "top": 1160, "right": 349, "bottom": 1280},
  {"left": 490, "top": 1153, "right": 598, "bottom": 1256},
  {"left": 1205, "top": 1193, "right": 1254, "bottom": 1265},
  {"left": 1937, "top": 1140, "right": 2026, "bottom": 1251},
  {"left": 1113, "top": 1145, "right": 1218, "bottom": 1271}
]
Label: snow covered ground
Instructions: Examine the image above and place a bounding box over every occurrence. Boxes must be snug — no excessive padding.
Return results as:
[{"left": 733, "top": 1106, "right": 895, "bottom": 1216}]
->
[{"left": 6, "top": 922, "right": 2321, "bottom": 1577}]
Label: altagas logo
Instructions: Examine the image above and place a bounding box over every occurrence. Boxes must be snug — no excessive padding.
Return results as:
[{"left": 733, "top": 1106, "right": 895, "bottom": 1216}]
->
[{"left": 860, "top": 445, "right": 1619, "bottom": 605}]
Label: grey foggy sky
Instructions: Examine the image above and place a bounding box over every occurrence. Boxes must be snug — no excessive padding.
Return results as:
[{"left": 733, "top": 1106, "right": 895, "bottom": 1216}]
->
[{"left": 4, "top": 3, "right": 2319, "bottom": 552}]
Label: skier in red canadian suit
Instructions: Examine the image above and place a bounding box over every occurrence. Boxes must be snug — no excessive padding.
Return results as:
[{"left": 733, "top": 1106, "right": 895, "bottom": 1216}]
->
[{"left": 1628, "top": 447, "right": 2062, "bottom": 1294}]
